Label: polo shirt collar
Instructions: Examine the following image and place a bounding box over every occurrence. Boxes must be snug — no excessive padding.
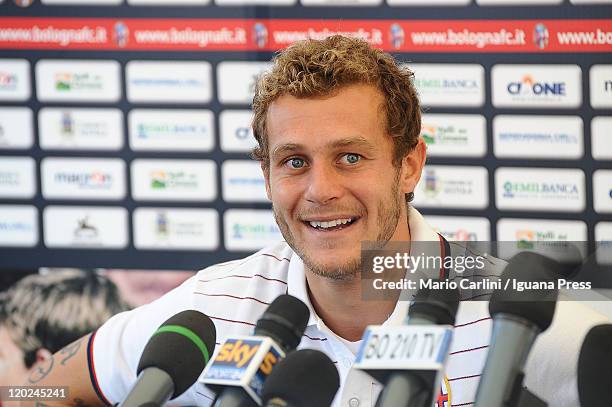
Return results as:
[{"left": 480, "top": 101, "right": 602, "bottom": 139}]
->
[
  {"left": 286, "top": 207, "right": 443, "bottom": 329},
  {"left": 287, "top": 252, "right": 318, "bottom": 327}
]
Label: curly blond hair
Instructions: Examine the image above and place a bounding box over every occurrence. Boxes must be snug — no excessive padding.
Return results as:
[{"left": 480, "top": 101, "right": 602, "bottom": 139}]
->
[{"left": 252, "top": 35, "right": 421, "bottom": 168}]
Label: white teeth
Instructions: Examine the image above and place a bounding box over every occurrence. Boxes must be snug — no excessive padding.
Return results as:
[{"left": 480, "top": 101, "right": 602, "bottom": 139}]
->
[{"left": 308, "top": 218, "right": 353, "bottom": 229}]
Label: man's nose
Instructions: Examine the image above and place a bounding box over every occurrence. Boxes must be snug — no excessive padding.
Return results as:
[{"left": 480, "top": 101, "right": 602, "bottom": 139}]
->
[{"left": 304, "top": 163, "right": 342, "bottom": 205}]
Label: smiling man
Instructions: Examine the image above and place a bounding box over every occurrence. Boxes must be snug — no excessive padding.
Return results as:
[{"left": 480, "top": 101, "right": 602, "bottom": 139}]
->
[
  {"left": 258, "top": 82, "right": 425, "bottom": 340},
  {"left": 19, "top": 36, "right": 609, "bottom": 407}
]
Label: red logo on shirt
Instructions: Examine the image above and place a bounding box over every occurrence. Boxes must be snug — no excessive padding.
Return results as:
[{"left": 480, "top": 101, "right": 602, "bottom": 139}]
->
[{"left": 436, "top": 375, "right": 452, "bottom": 407}]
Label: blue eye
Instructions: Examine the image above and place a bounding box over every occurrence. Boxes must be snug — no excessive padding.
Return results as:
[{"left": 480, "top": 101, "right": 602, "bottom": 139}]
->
[
  {"left": 343, "top": 154, "right": 361, "bottom": 164},
  {"left": 287, "top": 158, "right": 305, "bottom": 169}
]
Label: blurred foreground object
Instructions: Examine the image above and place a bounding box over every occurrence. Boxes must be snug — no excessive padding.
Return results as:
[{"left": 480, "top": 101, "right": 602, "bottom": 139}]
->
[
  {"left": 104, "top": 269, "right": 195, "bottom": 307},
  {"left": 0, "top": 269, "right": 130, "bottom": 386}
]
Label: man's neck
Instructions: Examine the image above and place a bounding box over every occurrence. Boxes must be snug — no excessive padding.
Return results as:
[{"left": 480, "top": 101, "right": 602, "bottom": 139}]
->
[
  {"left": 304, "top": 210, "right": 413, "bottom": 341},
  {"left": 305, "top": 271, "right": 400, "bottom": 342}
]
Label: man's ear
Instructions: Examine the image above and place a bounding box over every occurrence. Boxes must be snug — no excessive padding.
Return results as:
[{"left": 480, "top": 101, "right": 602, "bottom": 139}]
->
[
  {"left": 261, "top": 162, "right": 272, "bottom": 201},
  {"left": 399, "top": 137, "right": 427, "bottom": 194}
]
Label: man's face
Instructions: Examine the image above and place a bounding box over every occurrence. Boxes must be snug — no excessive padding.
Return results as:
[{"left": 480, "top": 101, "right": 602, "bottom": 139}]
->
[
  {"left": 263, "top": 84, "right": 424, "bottom": 279},
  {"left": 0, "top": 324, "right": 28, "bottom": 386}
]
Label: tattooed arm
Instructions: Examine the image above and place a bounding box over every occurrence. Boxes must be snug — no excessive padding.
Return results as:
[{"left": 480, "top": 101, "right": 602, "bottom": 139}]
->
[{"left": 17, "top": 334, "right": 107, "bottom": 407}]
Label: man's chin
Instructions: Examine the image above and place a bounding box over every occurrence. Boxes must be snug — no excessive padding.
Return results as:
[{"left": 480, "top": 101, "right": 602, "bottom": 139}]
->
[{"left": 301, "top": 256, "right": 362, "bottom": 281}]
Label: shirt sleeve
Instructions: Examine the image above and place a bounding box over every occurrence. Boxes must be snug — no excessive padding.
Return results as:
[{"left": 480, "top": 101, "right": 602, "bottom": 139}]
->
[
  {"left": 91, "top": 275, "right": 200, "bottom": 406},
  {"left": 524, "top": 298, "right": 611, "bottom": 407}
]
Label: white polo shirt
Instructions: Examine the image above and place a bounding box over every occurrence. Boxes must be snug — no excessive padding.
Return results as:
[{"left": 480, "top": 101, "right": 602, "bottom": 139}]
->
[{"left": 91, "top": 208, "right": 609, "bottom": 407}]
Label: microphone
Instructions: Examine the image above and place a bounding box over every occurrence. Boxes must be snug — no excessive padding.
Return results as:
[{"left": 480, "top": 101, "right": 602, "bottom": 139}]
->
[
  {"left": 474, "top": 251, "right": 561, "bottom": 407},
  {"left": 120, "top": 310, "right": 217, "bottom": 407},
  {"left": 578, "top": 324, "right": 612, "bottom": 407},
  {"left": 202, "top": 294, "right": 310, "bottom": 407},
  {"left": 354, "top": 285, "right": 460, "bottom": 407},
  {"left": 261, "top": 349, "right": 340, "bottom": 407}
]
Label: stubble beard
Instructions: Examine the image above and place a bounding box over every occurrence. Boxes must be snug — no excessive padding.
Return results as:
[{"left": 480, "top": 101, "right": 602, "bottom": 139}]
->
[{"left": 272, "top": 172, "right": 404, "bottom": 282}]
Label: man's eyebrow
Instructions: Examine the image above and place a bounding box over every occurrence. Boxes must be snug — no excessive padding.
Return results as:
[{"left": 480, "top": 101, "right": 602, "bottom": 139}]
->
[
  {"left": 270, "top": 137, "right": 376, "bottom": 161},
  {"left": 270, "top": 143, "right": 303, "bottom": 161},
  {"left": 329, "top": 136, "right": 376, "bottom": 151}
]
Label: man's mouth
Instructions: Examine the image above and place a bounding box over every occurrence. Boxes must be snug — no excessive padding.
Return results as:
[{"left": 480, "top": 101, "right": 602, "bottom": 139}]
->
[{"left": 303, "top": 217, "right": 359, "bottom": 231}]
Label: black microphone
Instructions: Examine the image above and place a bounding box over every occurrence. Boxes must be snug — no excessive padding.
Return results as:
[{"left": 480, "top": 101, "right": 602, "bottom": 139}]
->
[
  {"left": 474, "top": 252, "right": 561, "bottom": 407},
  {"left": 578, "top": 324, "right": 612, "bottom": 407},
  {"left": 120, "top": 310, "right": 217, "bottom": 407},
  {"left": 202, "top": 294, "right": 310, "bottom": 407},
  {"left": 261, "top": 349, "right": 340, "bottom": 407},
  {"left": 370, "top": 286, "right": 460, "bottom": 407}
]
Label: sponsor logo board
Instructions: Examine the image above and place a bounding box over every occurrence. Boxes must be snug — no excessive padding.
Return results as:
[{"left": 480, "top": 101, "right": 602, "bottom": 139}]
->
[
  {"left": 497, "top": 218, "right": 587, "bottom": 241},
  {"left": 128, "top": 0, "right": 209, "bottom": 4},
  {"left": 41, "top": 0, "right": 122, "bottom": 3},
  {"left": 220, "top": 110, "right": 257, "bottom": 153},
  {"left": 476, "top": 0, "right": 562, "bottom": 4},
  {"left": 126, "top": 61, "right": 212, "bottom": 103},
  {"left": 421, "top": 114, "right": 486, "bottom": 157},
  {"left": 408, "top": 64, "right": 485, "bottom": 107},
  {"left": 590, "top": 65, "right": 612, "bottom": 109},
  {"left": 0, "top": 205, "right": 38, "bottom": 247},
  {"left": 414, "top": 165, "right": 488, "bottom": 209},
  {"left": 222, "top": 161, "right": 268, "bottom": 202},
  {"left": 129, "top": 109, "right": 214, "bottom": 152},
  {"left": 0, "top": 107, "right": 34, "bottom": 149},
  {"left": 493, "top": 115, "right": 583, "bottom": 159},
  {"left": 593, "top": 170, "right": 612, "bottom": 214},
  {"left": 424, "top": 215, "right": 491, "bottom": 241},
  {"left": 224, "top": 210, "right": 282, "bottom": 251},
  {"left": 36, "top": 59, "right": 121, "bottom": 102},
  {"left": 595, "top": 222, "right": 612, "bottom": 265},
  {"left": 388, "top": 0, "right": 470, "bottom": 4},
  {"left": 43, "top": 206, "right": 128, "bottom": 248},
  {"left": 0, "top": 59, "right": 30, "bottom": 101},
  {"left": 0, "top": 157, "right": 36, "bottom": 198},
  {"left": 217, "top": 62, "right": 272, "bottom": 104},
  {"left": 497, "top": 217, "right": 587, "bottom": 261},
  {"left": 41, "top": 158, "right": 126, "bottom": 200},
  {"left": 133, "top": 208, "right": 219, "bottom": 250},
  {"left": 0, "top": 18, "right": 608, "bottom": 53},
  {"left": 39, "top": 108, "right": 123, "bottom": 151},
  {"left": 591, "top": 117, "right": 612, "bottom": 160},
  {"left": 495, "top": 167, "right": 585, "bottom": 212},
  {"left": 302, "top": 0, "right": 381, "bottom": 4},
  {"left": 492, "top": 64, "right": 582, "bottom": 108},
  {"left": 131, "top": 159, "right": 217, "bottom": 201},
  {"left": 215, "top": 0, "right": 295, "bottom": 4}
]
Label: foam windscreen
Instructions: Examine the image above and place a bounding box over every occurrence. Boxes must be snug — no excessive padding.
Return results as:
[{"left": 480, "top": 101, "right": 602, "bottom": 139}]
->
[
  {"left": 262, "top": 349, "right": 340, "bottom": 407},
  {"left": 255, "top": 294, "right": 310, "bottom": 352},
  {"left": 137, "top": 310, "right": 217, "bottom": 398}
]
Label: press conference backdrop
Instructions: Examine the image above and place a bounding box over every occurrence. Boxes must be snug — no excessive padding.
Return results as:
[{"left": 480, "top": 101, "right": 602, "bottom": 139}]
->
[{"left": 0, "top": 0, "right": 610, "bottom": 270}]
